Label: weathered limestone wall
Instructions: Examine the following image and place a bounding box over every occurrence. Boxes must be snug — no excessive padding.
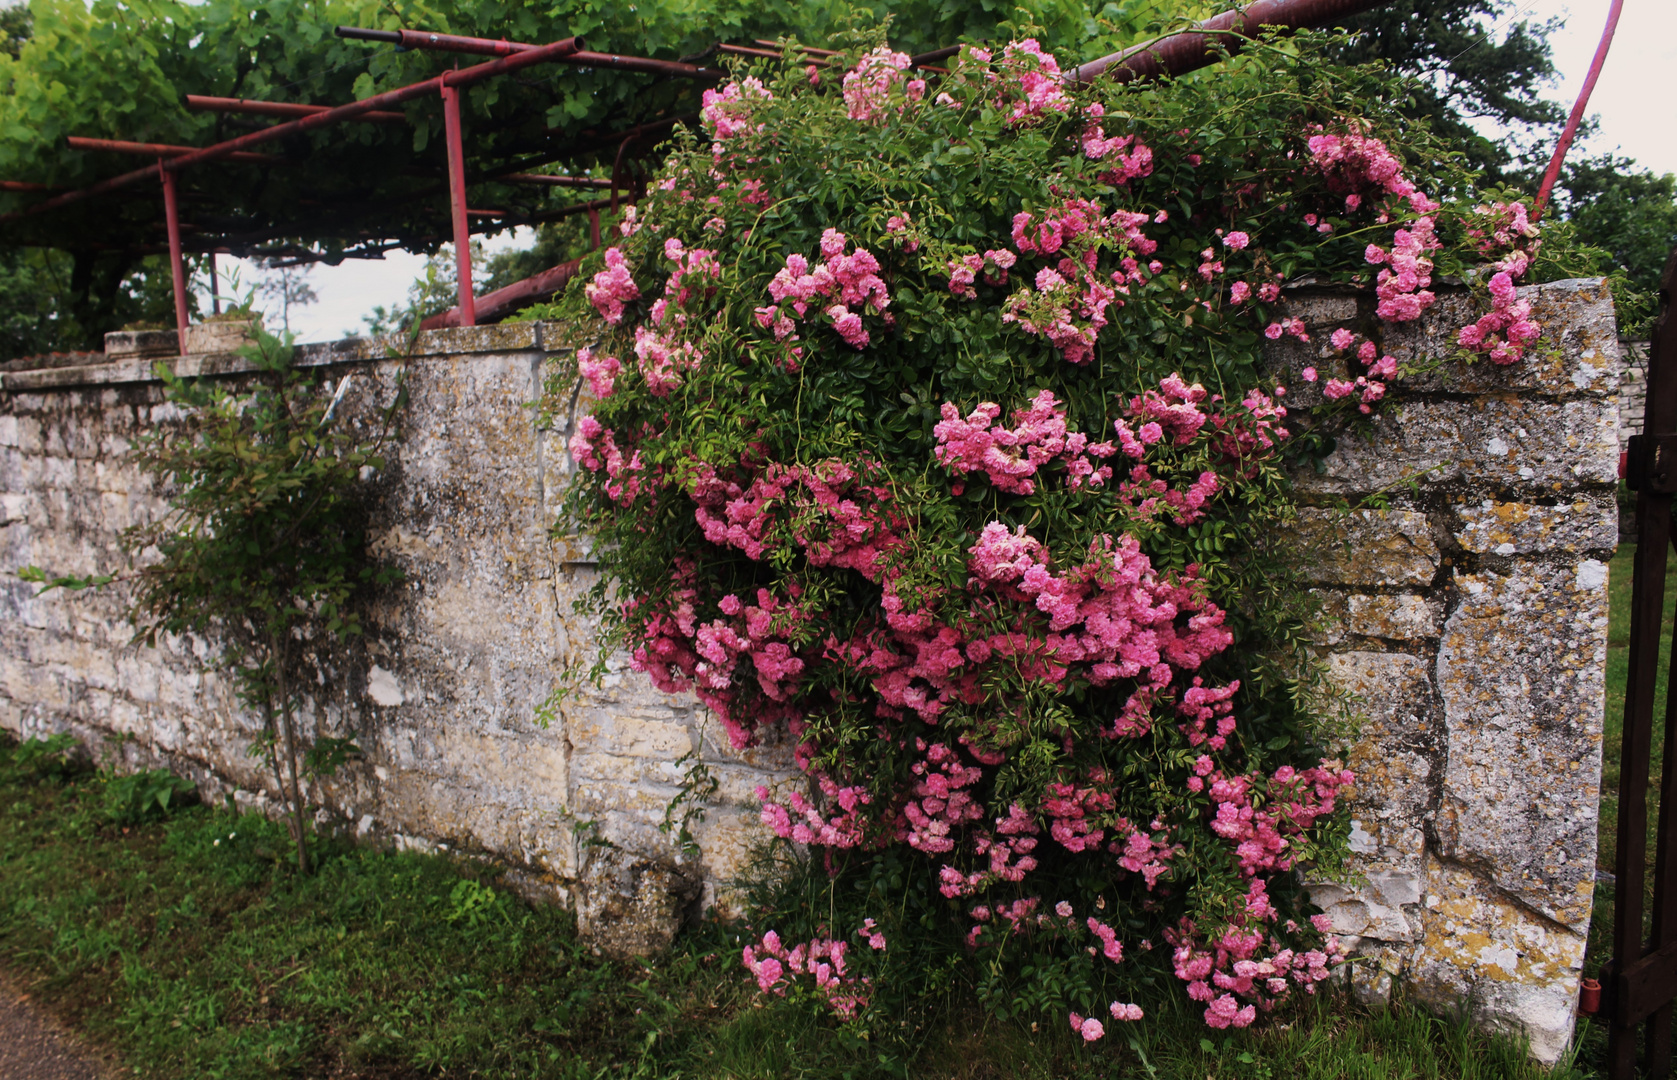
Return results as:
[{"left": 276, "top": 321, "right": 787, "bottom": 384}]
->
[
  {"left": 0, "top": 324, "right": 797, "bottom": 942},
  {"left": 0, "top": 280, "right": 1618, "bottom": 1058},
  {"left": 1269, "top": 278, "right": 1619, "bottom": 1063}
]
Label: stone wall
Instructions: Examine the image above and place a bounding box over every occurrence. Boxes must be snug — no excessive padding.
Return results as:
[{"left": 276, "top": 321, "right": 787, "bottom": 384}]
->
[
  {"left": 0, "top": 280, "right": 1619, "bottom": 1060},
  {"left": 1618, "top": 339, "right": 1648, "bottom": 451},
  {"left": 0, "top": 324, "right": 798, "bottom": 937}
]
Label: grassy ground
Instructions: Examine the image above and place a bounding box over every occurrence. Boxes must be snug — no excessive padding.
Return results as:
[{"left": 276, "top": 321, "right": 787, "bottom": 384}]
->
[
  {"left": 1597, "top": 543, "right": 1670, "bottom": 882},
  {"left": 0, "top": 737, "right": 1591, "bottom": 1080}
]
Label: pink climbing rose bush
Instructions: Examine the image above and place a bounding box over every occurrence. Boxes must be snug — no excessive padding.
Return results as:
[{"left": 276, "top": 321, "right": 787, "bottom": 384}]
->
[{"left": 550, "top": 30, "right": 1598, "bottom": 1037}]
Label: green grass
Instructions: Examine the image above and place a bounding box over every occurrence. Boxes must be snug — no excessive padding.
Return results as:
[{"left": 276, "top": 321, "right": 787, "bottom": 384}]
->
[
  {"left": 1573, "top": 544, "right": 1675, "bottom": 1068},
  {"left": 1598, "top": 543, "right": 1671, "bottom": 880},
  {"left": 0, "top": 737, "right": 1596, "bottom": 1079}
]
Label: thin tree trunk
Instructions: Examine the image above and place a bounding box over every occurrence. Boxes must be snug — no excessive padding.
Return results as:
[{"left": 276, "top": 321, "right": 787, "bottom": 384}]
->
[
  {"left": 259, "top": 675, "right": 290, "bottom": 841},
  {"left": 270, "top": 629, "right": 311, "bottom": 875}
]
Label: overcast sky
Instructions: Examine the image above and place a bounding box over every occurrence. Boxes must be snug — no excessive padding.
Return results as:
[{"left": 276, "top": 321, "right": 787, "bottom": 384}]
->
[{"left": 237, "top": 0, "right": 1675, "bottom": 344}]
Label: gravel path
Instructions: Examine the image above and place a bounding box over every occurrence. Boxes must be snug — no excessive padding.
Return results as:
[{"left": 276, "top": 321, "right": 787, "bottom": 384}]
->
[{"left": 0, "top": 975, "right": 112, "bottom": 1080}]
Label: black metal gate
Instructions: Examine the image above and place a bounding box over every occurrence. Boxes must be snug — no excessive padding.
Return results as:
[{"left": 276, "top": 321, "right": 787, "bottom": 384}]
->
[{"left": 1612, "top": 246, "right": 1677, "bottom": 1079}]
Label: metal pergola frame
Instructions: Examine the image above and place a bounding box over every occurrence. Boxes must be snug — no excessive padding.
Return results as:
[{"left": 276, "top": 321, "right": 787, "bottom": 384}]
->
[{"left": 0, "top": 0, "right": 1395, "bottom": 350}]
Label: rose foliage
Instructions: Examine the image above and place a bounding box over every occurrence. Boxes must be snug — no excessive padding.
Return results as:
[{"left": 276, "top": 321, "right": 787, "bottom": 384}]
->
[{"left": 546, "top": 31, "right": 1592, "bottom": 1039}]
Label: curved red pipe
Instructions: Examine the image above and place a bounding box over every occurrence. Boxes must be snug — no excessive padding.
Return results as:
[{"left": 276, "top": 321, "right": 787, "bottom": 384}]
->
[{"left": 1535, "top": 0, "right": 1624, "bottom": 215}]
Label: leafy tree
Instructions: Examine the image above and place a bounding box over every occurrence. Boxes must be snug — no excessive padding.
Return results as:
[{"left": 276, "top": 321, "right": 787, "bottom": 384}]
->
[
  {"left": 1554, "top": 155, "right": 1677, "bottom": 337},
  {"left": 119, "top": 330, "right": 404, "bottom": 872},
  {"left": 1329, "top": 0, "right": 1566, "bottom": 182},
  {"left": 255, "top": 260, "right": 320, "bottom": 335}
]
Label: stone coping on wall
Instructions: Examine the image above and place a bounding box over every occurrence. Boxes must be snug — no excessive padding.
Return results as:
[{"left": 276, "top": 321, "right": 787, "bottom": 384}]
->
[{"left": 0, "top": 322, "right": 574, "bottom": 393}]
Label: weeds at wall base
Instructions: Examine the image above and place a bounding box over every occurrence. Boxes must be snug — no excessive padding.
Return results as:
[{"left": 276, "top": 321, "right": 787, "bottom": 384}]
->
[{"left": 0, "top": 733, "right": 1601, "bottom": 1079}]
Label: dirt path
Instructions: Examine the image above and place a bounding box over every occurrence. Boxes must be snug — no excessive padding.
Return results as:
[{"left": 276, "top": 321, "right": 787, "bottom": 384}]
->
[{"left": 0, "top": 974, "right": 114, "bottom": 1080}]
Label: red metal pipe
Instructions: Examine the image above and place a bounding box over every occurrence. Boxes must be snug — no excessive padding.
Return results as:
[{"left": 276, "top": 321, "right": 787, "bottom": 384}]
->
[
  {"left": 1068, "top": 0, "right": 1388, "bottom": 86},
  {"left": 159, "top": 164, "right": 189, "bottom": 355},
  {"left": 160, "top": 37, "right": 583, "bottom": 176},
  {"left": 394, "top": 29, "right": 533, "bottom": 58},
  {"left": 1, "top": 162, "right": 158, "bottom": 220},
  {"left": 0, "top": 180, "right": 61, "bottom": 192},
  {"left": 561, "top": 49, "right": 720, "bottom": 80},
  {"left": 1535, "top": 0, "right": 1623, "bottom": 215},
  {"left": 495, "top": 173, "right": 613, "bottom": 189},
  {"left": 420, "top": 256, "right": 583, "bottom": 330},
  {"left": 753, "top": 39, "right": 840, "bottom": 57},
  {"left": 441, "top": 82, "right": 475, "bottom": 327},
  {"left": 68, "top": 136, "right": 281, "bottom": 165},
  {"left": 184, "top": 94, "right": 407, "bottom": 124},
  {"left": 336, "top": 27, "right": 718, "bottom": 80}
]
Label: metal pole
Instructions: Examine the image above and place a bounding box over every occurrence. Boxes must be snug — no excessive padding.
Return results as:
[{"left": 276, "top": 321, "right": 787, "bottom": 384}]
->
[
  {"left": 1067, "top": 0, "right": 1388, "bottom": 86},
  {"left": 183, "top": 95, "right": 408, "bottom": 124},
  {"left": 441, "top": 82, "right": 475, "bottom": 327},
  {"left": 1614, "top": 247, "right": 1677, "bottom": 1080},
  {"left": 1534, "top": 0, "right": 1624, "bottom": 214},
  {"left": 159, "top": 163, "right": 189, "bottom": 355}
]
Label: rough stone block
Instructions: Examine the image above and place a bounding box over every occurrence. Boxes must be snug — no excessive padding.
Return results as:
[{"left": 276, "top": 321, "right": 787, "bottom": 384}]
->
[
  {"left": 1315, "top": 592, "right": 1443, "bottom": 644},
  {"left": 1455, "top": 497, "right": 1617, "bottom": 556},
  {"left": 1307, "top": 868, "right": 1424, "bottom": 942},
  {"left": 1410, "top": 857, "right": 1585, "bottom": 1065},
  {"left": 575, "top": 846, "right": 701, "bottom": 959},
  {"left": 1393, "top": 279, "right": 1621, "bottom": 399},
  {"left": 1436, "top": 562, "right": 1606, "bottom": 931},
  {"left": 1295, "top": 509, "right": 1439, "bottom": 586},
  {"left": 1296, "top": 397, "right": 1618, "bottom": 496},
  {"left": 1326, "top": 651, "right": 1439, "bottom": 874},
  {"left": 416, "top": 323, "right": 541, "bottom": 357}
]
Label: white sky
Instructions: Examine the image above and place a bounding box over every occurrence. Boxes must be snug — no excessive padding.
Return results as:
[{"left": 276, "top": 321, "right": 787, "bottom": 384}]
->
[{"left": 233, "top": 0, "right": 1676, "bottom": 345}]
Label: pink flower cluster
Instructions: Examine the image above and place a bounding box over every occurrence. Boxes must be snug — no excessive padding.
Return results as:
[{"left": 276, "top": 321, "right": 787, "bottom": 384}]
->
[
  {"left": 1080, "top": 103, "right": 1154, "bottom": 185},
  {"left": 1069, "top": 999, "right": 1146, "bottom": 1042},
  {"left": 660, "top": 237, "right": 721, "bottom": 309},
  {"left": 584, "top": 247, "right": 640, "bottom": 325},
  {"left": 743, "top": 928, "right": 872, "bottom": 1020},
  {"left": 933, "top": 390, "right": 1117, "bottom": 495},
  {"left": 568, "top": 416, "right": 649, "bottom": 505},
  {"left": 1457, "top": 202, "right": 1543, "bottom": 363},
  {"left": 988, "top": 39, "right": 1072, "bottom": 124},
  {"left": 1205, "top": 762, "right": 1351, "bottom": 879},
  {"left": 758, "top": 776, "right": 871, "bottom": 848},
  {"left": 899, "top": 741, "right": 986, "bottom": 854},
  {"left": 1109, "top": 375, "right": 1286, "bottom": 524},
  {"left": 1169, "top": 915, "right": 1347, "bottom": 1029},
  {"left": 1310, "top": 331, "right": 1397, "bottom": 413},
  {"left": 1000, "top": 199, "right": 1156, "bottom": 364},
  {"left": 1305, "top": 124, "right": 1438, "bottom": 215},
  {"left": 1364, "top": 214, "right": 1439, "bottom": 322},
  {"left": 939, "top": 803, "right": 1040, "bottom": 898},
  {"left": 1042, "top": 774, "right": 1116, "bottom": 853},
  {"left": 688, "top": 456, "right": 902, "bottom": 579},
  {"left": 576, "top": 347, "right": 621, "bottom": 399},
  {"left": 627, "top": 578, "right": 809, "bottom": 748},
  {"left": 1111, "top": 818, "right": 1180, "bottom": 888},
  {"left": 700, "top": 76, "right": 773, "bottom": 157},
  {"left": 842, "top": 47, "right": 925, "bottom": 123},
  {"left": 946, "top": 248, "right": 1017, "bottom": 299},
  {"left": 758, "top": 229, "right": 891, "bottom": 351},
  {"left": 966, "top": 525, "right": 1235, "bottom": 692}
]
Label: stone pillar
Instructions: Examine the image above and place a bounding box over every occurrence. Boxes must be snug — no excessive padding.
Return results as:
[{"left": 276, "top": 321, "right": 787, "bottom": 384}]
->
[{"left": 1274, "top": 279, "right": 1619, "bottom": 1063}]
